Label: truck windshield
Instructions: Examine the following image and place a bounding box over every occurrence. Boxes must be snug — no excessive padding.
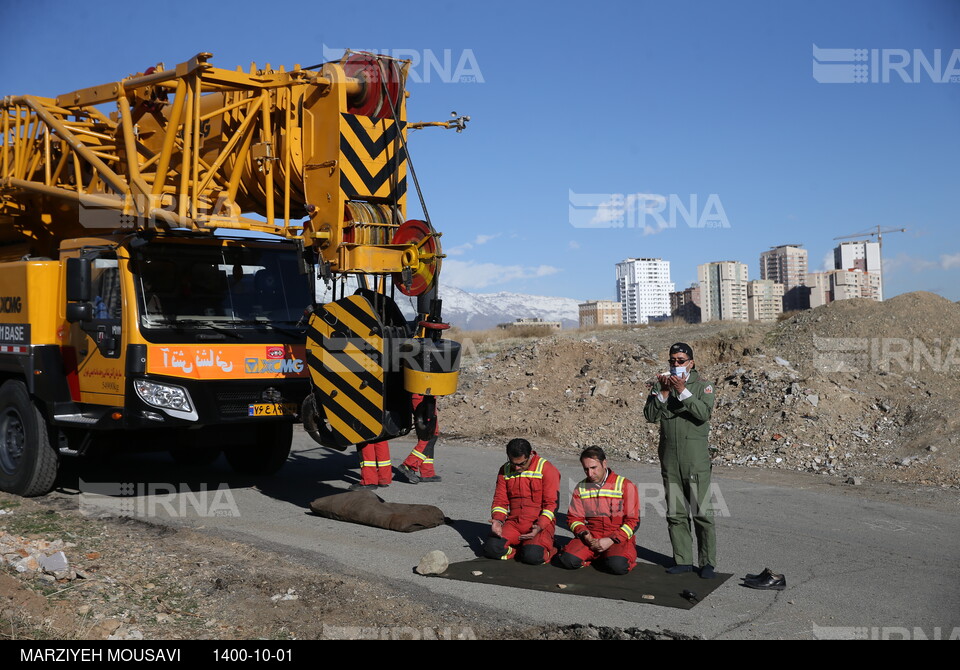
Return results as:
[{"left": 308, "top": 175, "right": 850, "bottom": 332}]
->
[{"left": 133, "top": 241, "right": 311, "bottom": 328}]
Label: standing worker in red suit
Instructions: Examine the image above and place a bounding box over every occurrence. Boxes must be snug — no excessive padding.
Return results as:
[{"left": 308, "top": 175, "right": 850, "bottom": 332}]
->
[
  {"left": 399, "top": 394, "right": 441, "bottom": 483},
  {"left": 351, "top": 394, "right": 439, "bottom": 491},
  {"left": 558, "top": 446, "right": 640, "bottom": 575},
  {"left": 483, "top": 438, "right": 561, "bottom": 565},
  {"left": 350, "top": 439, "right": 392, "bottom": 491}
]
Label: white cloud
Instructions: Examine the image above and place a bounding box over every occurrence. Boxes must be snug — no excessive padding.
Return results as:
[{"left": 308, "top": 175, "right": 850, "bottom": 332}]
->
[
  {"left": 940, "top": 253, "right": 960, "bottom": 270},
  {"left": 642, "top": 218, "right": 672, "bottom": 236},
  {"left": 446, "top": 242, "right": 472, "bottom": 256},
  {"left": 444, "top": 233, "right": 500, "bottom": 257},
  {"left": 588, "top": 198, "right": 628, "bottom": 227},
  {"left": 884, "top": 253, "right": 943, "bottom": 274},
  {"left": 442, "top": 259, "right": 560, "bottom": 290},
  {"left": 568, "top": 240, "right": 581, "bottom": 250}
]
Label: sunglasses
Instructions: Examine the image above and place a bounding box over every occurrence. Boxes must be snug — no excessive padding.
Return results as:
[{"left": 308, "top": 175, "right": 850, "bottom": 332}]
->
[{"left": 668, "top": 357, "right": 690, "bottom": 364}]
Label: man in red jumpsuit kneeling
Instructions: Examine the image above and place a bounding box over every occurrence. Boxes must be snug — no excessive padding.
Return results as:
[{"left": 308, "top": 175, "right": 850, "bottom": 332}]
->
[
  {"left": 558, "top": 446, "right": 640, "bottom": 575},
  {"left": 483, "top": 439, "right": 561, "bottom": 565}
]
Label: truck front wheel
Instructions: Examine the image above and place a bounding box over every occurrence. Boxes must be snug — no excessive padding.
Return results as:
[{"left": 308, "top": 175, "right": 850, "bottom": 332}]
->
[
  {"left": 0, "top": 380, "right": 59, "bottom": 497},
  {"left": 224, "top": 422, "right": 293, "bottom": 476}
]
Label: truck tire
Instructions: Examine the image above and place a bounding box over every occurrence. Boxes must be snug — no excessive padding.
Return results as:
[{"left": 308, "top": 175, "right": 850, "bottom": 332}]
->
[
  {"left": 0, "top": 380, "right": 59, "bottom": 497},
  {"left": 224, "top": 422, "right": 293, "bottom": 475}
]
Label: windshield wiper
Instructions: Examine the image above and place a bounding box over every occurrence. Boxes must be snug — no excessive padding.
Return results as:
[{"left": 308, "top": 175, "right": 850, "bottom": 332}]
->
[
  {"left": 228, "top": 319, "right": 306, "bottom": 337},
  {"left": 163, "top": 318, "right": 244, "bottom": 339}
]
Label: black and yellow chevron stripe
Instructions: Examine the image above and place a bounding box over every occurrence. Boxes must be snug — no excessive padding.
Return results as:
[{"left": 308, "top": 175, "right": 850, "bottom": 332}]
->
[
  {"left": 339, "top": 113, "right": 407, "bottom": 201},
  {"left": 305, "top": 295, "right": 386, "bottom": 446}
]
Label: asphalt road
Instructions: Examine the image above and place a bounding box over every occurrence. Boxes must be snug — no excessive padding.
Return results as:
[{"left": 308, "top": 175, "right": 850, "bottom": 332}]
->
[{"left": 60, "top": 432, "right": 960, "bottom": 640}]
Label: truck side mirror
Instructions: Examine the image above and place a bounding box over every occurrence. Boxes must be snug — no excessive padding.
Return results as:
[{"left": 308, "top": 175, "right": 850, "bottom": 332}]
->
[
  {"left": 66, "top": 257, "right": 92, "bottom": 302},
  {"left": 66, "top": 302, "right": 93, "bottom": 323}
]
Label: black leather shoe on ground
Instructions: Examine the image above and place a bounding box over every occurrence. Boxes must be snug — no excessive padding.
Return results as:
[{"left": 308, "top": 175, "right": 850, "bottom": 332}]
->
[
  {"left": 743, "top": 573, "right": 786, "bottom": 590},
  {"left": 744, "top": 567, "right": 774, "bottom": 581},
  {"left": 420, "top": 475, "right": 442, "bottom": 483},
  {"left": 666, "top": 564, "right": 694, "bottom": 574},
  {"left": 348, "top": 483, "right": 379, "bottom": 492},
  {"left": 699, "top": 565, "right": 717, "bottom": 579}
]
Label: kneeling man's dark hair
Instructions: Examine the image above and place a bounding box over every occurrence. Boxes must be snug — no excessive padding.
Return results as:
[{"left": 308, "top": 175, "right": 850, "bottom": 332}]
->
[
  {"left": 580, "top": 445, "right": 607, "bottom": 462},
  {"left": 506, "top": 438, "right": 532, "bottom": 459}
]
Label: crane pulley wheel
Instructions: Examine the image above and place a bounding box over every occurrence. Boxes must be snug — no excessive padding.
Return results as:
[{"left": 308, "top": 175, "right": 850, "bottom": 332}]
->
[
  {"left": 391, "top": 219, "right": 440, "bottom": 296},
  {"left": 342, "top": 53, "right": 403, "bottom": 120}
]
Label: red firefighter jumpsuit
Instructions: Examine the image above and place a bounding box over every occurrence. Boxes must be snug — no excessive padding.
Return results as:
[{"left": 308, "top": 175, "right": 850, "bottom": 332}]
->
[
  {"left": 401, "top": 394, "right": 438, "bottom": 479},
  {"left": 487, "top": 453, "right": 561, "bottom": 561},
  {"left": 358, "top": 396, "right": 433, "bottom": 488},
  {"left": 563, "top": 469, "right": 640, "bottom": 571},
  {"left": 357, "top": 441, "right": 392, "bottom": 487}
]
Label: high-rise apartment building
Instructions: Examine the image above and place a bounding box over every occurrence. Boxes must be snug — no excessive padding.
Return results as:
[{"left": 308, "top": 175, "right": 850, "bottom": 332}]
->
[
  {"left": 807, "top": 270, "right": 882, "bottom": 307},
  {"left": 669, "top": 284, "right": 702, "bottom": 324},
  {"left": 698, "top": 261, "right": 749, "bottom": 322},
  {"left": 578, "top": 300, "right": 623, "bottom": 328},
  {"left": 615, "top": 258, "right": 674, "bottom": 324},
  {"left": 759, "top": 244, "right": 809, "bottom": 311},
  {"left": 834, "top": 241, "right": 883, "bottom": 300},
  {"left": 747, "top": 279, "right": 785, "bottom": 322}
]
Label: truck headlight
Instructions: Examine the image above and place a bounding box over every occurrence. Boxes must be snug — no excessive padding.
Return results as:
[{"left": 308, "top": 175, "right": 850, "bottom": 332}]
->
[{"left": 134, "top": 380, "right": 194, "bottom": 413}]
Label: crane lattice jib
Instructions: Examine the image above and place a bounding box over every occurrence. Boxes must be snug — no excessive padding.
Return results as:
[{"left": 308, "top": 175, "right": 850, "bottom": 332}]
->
[{"left": 0, "top": 51, "right": 415, "bottom": 271}]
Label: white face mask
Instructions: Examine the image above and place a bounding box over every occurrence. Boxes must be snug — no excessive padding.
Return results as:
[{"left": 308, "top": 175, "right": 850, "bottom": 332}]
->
[{"left": 671, "top": 366, "right": 689, "bottom": 378}]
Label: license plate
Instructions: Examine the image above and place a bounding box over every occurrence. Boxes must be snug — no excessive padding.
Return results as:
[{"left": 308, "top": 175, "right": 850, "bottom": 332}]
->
[{"left": 248, "top": 403, "right": 297, "bottom": 417}]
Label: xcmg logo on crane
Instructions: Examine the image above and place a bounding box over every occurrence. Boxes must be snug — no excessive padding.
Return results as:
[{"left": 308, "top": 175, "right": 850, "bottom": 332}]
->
[
  {"left": 0, "top": 296, "right": 23, "bottom": 313},
  {"left": 244, "top": 357, "right": 304, "bottom": 374}
]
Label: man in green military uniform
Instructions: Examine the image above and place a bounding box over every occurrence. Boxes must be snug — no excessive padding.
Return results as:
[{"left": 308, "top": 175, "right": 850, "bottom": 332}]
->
[{"left": 643, "top": 342, "right": 718, "bottom": 579}]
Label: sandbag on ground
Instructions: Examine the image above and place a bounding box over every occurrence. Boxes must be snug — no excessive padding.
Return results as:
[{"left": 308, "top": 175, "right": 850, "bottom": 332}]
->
[{"left": 309, "top": 490, "right": 445, "bottom": 533}]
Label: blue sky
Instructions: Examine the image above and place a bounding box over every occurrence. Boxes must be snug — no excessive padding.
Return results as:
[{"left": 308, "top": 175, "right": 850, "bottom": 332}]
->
[{"left": 3, "top": 0, "right": 957, "bottom": 301}]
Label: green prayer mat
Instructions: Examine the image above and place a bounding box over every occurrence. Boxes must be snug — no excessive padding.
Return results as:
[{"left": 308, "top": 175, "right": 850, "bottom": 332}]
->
[{"left": 436, "top": 558, "right": 730, "bottom": 609}]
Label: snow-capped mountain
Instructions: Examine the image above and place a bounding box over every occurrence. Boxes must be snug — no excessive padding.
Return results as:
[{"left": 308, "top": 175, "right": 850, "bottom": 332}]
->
[
  {"left": 316, "top": 278, "right": 583, "bottom": 330},
  {"left": 436, "top": 286, "right": 582, "bottom": 330}
]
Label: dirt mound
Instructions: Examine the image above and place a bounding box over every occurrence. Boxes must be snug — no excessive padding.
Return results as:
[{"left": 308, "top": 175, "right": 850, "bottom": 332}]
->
[
  {"left": 685, "top": 326, "right": 766, "bottom": 365},
  {"left": 772, "top": 291, "right": 960, "bottom": 380}
]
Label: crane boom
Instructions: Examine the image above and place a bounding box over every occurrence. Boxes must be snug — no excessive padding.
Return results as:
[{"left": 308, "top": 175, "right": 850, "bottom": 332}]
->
[
  {"left": 833, "top": 225, "right": 907, "bottom": 242},
  {"left": 3, "top": 51, "right": 425, "bottom": 268}
]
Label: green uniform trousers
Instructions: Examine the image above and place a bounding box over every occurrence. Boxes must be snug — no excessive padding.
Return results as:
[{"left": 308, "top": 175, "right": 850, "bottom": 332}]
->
[{"left": 659, "top": 437, "right": 716, "bottom": 567}]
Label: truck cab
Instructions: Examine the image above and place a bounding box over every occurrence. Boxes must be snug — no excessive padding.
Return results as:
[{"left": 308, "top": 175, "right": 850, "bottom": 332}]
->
[{"left": 0, "top": 231, "right": 313, "bottom": 496}]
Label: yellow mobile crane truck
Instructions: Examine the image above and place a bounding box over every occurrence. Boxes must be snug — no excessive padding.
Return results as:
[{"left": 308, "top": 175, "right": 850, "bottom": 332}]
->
[{"left": 0, "top": 51, "right": 463, "bottom": 496}]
